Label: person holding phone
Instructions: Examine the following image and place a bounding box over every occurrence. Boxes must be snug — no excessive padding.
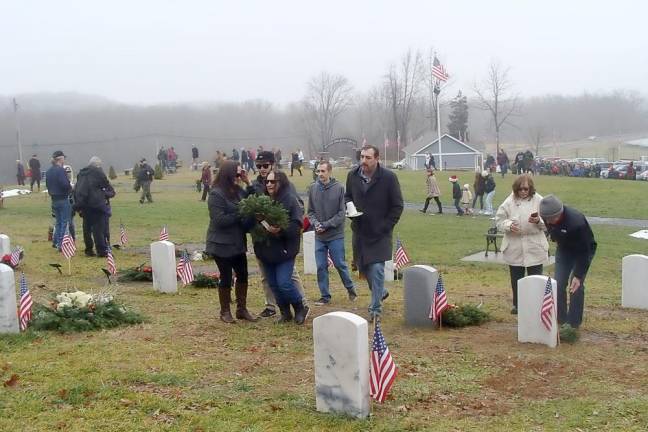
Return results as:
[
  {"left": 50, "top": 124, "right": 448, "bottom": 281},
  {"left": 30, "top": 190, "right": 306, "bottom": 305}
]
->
[{"left": 495, "top": 174, "right": 549, "bottom": 314}]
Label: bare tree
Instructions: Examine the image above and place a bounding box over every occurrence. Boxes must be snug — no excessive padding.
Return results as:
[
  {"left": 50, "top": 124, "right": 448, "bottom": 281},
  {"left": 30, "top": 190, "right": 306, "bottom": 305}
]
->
[
  {"left": 474, "top": 60, "right": 519, "bottom": 154},
  {"left": 303, "top": 72, "right": 353, "bottom": 152},
  {"left": 527, "top": 124, "right": 545, "bottom": 156}
]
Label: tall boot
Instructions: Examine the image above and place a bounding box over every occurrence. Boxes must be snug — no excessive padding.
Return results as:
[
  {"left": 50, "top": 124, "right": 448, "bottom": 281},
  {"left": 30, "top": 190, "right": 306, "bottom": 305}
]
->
[
  {"left": 277, "top": 304, "right": 293, "bottom": 323},
  {"left": 292, "top": 302, "right": 310, "bottom": 325},
  {"left": 235, "top": 282, "right": 258, "bottom": 322},
  {"left": 218, "top": 287, "right": 235, "bottom": 323}
]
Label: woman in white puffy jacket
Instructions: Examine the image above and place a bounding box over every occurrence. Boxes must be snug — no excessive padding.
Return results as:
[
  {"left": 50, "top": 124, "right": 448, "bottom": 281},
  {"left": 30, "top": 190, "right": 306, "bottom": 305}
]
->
[{"left": 495, "top": 174, "right": 549, "bottom": 314}]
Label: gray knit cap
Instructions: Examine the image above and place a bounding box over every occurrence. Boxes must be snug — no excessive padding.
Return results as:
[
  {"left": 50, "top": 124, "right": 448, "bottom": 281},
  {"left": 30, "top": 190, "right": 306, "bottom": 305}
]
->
[{"left": 539, "top": 194, "right": 564, "bottom": 219}]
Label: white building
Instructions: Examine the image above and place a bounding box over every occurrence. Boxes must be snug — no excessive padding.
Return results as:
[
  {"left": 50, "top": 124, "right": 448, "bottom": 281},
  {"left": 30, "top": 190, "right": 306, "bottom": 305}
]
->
[{"left": 403, "top": 133, "right": 483, "bottom": 171}]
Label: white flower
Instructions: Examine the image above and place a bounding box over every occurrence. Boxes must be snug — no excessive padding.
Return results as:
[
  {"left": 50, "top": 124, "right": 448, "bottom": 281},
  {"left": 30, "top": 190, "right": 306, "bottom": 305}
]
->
[{"left": 56, "top": 291, "right": 92, "bottom": 308}]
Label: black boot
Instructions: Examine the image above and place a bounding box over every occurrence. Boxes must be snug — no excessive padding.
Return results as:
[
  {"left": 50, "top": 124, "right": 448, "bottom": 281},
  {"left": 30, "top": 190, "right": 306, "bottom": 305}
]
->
[
  {"left": 234, "top": 282, "right": 258, "bottom": 322},
  {"left": 218, "top": 287, "right": 235, "bottom": 323},
  {"left": 277, "top": 304, "right": 293, "bottom": 323},
  {"left": 293, "top": 302, "right": 310, "bottom": 325}
]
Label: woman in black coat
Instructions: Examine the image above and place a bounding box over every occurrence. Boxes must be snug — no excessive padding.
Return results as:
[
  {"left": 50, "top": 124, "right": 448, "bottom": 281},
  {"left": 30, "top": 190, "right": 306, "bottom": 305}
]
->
[
  {"left": 253, "top": 170, "right": 309, "bottom": 325},
  {"left": 206, "top": 160, "right": 257, "bottom": 323}
]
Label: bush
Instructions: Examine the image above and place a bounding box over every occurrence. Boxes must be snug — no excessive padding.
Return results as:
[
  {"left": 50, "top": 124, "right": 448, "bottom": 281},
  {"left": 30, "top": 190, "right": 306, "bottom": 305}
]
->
[
  {"left": 154, "top": 163, "right": 164, "bottom": 180},
  {"left": 441, "top": 304, "right": 491, "bottom": 327},
  {"left": 108, "top": 165, "right": 117, "bottom": 180},
  {"left": 132, "top": 163, "right": 141, "bottom": 179}
]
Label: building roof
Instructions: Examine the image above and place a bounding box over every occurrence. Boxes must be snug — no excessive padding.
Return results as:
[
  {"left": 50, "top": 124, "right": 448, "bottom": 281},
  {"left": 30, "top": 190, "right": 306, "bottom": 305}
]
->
[{"left": 403, "top": 133, "right": 481, "bottom": 155}]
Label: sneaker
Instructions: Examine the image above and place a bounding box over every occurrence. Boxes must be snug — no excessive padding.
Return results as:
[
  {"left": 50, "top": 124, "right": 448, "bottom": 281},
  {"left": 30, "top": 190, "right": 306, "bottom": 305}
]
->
[
  {"left": 139, "top": 199, "right": 144, "bottom": 204},
  {"left": 382, "top": 291, "right": 390, "bottom": 301},
  {"left": 314, "top": 297, "right": 330, "bottom": 306},
  {"left": 510, "top": 306, "right": 518, "bottom": 315},
  {"left": 347, "top": 289, "right": 358, "bottom": 302},
  {"left": 419, "top": 209, "right": 426, "bottom": 213},
  {"left": 259, "top": 307, "right": 276, "bottom": 318}
]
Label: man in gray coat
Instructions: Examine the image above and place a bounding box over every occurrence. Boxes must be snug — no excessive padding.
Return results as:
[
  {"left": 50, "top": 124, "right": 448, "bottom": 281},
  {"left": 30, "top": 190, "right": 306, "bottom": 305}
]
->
[
  {"left": 307, "top": 160, "right": 357, "bottom": 305},
  {"left": 345, "top": 145, "right": 404, "bottom": 321}
]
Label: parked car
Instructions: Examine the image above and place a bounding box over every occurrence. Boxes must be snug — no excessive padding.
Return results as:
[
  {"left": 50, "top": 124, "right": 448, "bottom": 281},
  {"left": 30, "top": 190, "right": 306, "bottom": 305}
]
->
[
  {"left": 638, "top": 170, "right": 648, "bottom": 181},
  {"left": 391, "top": 158, "right": 407, "bottom": 169}
]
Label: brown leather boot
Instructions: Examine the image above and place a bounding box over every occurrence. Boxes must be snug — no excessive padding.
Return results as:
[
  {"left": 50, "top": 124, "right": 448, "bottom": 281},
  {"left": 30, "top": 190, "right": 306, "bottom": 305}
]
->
[
  {"left": 235, "top": 282, "right": 258, "bottom": 322},
  {"left": 218, "top": 287, "right": 235, "bottom": 323}
]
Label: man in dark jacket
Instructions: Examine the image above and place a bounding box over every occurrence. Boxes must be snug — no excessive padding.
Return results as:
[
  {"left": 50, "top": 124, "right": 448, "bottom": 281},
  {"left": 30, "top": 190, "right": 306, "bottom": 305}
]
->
[
  {"left": 307, "top": 160, "right": 356, "bottom": 305},
  {"left": 539, "top": 195, "right": 597, "bottom": 329},
  {"left": 28, "top": 154, "right": 41, "bottom": 191},
  {"left": 74, "top": 156, "right": 114, "bottom": 257},
  {"left": 137, "top": 159, "right": 154, "bottom": 203},
  {"left": 345, "top": 145, "right": 403, "bottom": 320},
  {"left": 46, "top": 150, "right": 72, "bottom": 249}
]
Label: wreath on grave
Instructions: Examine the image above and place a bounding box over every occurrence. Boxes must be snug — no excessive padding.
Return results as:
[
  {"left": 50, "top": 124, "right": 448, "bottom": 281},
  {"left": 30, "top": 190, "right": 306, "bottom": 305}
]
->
[
  {"left": 191, "top": 272, "right": 220, "bottom": 288},
  {"left": 30, "top": 290, "right": 145, "bottom": 333},
  {"left": 238, "top": 194, "right": 289, "bottom": 243},
  {"left": 116, "top": 264, "right": 153, "bottom": 282},
  {"left": 440, "top": 304, "right": 491, "bottom": 327}
]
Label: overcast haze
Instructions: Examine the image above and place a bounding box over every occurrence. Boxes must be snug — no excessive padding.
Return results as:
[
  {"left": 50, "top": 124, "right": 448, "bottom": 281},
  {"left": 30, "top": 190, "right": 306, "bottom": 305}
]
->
[{"left": 3, "top": 0, "right": 647, "bottom": 105}]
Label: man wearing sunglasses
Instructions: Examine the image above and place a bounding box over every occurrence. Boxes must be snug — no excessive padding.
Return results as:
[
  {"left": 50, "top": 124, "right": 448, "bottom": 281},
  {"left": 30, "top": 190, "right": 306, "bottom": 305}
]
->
[{"left": 247, "top": 150, "right": 308, "bottom": 318}]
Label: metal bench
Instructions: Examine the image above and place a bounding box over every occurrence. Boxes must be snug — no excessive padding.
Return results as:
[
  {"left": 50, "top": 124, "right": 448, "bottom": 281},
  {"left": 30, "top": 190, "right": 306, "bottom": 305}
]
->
[{"left": 484, "top": 226, "right": 504, "bottom": 257}]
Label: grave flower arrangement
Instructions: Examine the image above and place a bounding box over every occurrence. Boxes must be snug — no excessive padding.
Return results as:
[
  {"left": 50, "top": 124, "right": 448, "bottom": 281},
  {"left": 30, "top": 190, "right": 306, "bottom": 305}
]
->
[
  {"left": 31, "top": 290, "right": 144, "bottom": 333},
  {"left": 191, "top": 272, "right": 220, "bottom": 288},
  {"left": 238, "top": 194, "right": 289, "bottom": 243},
  {"left": 1, "top": 248, "right": 24, "bottom": 269},
  {"left": 117, "top": 264, "right": 153, "bottom": 282},
  {"left": 440, "top": 304, "right": 491, "bottom": 328}
]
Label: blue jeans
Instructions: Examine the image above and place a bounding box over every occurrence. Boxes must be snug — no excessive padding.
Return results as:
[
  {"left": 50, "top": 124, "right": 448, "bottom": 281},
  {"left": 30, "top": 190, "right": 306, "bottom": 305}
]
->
[
  {"left": 484, "top": 191, "right": 495, "bottom": 214},
  {"left": 360, "top": 262, "right": 386, "bottom": 315},
  {"left": 554, "top": 249, "right": 590, "bottom": 328},
  {"left": 52, "top": 198, "right": 72, "bottom": 248},
  {"left": 262, "top": 259, "right": 302, "bottom": 307},
  {"left": 315, "top": 238, "right": 355, "bottom": 299}
]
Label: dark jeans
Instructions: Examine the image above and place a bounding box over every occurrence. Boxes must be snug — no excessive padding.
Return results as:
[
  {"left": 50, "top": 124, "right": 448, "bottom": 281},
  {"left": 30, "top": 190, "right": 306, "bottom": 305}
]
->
[
  {"left": 262, "top": 259, "right": 302, "bottom": 306},
  {"left": 291, "top": 163, "right": 302, "bottom": 176},
  {"left": 423, "top": 196, "right": 442, "bottom": 213},
  {"left": 453, "top": 198, "right": 463, "bottom": 215},
  {"left": 52, "top": 197, "right": 72, "bottom": 248},
  {"left": 509, "top": 264, "right": 544, "bottom": 308},
  {"left": 201, "top": 184, "right": 210, "bottom": 201},
  {"left": 472, "top": 193, "right": 484, "bottom": 209},
  {"left": 30, "top": 177, "right": 41, "bottom": 191},
  {"left": 82, "top": 208, "right": 108, "bottom": 255},
  {"left": 555, "top": 249, "right": 592, "bottom": 328},
  {"left": 213, "top": 253, "right": 248, "bottom": 288}
]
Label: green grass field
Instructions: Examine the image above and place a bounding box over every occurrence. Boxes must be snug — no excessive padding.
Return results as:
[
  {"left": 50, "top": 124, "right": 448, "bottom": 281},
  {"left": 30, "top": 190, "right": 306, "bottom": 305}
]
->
[{"left": 1, "top": 168, "right": 647, "bottom": 431}]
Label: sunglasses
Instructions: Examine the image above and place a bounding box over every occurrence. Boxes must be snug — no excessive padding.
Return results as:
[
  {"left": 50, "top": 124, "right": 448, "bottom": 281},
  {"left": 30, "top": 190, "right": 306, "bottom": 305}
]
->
[
  {"left": 256, "top": 163, "right": 271, "bottom": 169},
  {"left": 265, "top": 179, "right": 277, "bottom": 184}
]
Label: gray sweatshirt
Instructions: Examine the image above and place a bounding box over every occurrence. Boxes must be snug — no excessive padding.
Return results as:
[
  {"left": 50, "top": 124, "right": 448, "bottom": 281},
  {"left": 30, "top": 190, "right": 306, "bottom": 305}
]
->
[{"left": 307, "top": 178, "right": 346, "bottom": 241}]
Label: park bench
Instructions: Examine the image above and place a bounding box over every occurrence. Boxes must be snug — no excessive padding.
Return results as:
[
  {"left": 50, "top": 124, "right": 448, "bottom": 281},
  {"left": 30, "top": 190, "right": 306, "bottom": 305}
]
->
[{"left": 484, "top": 226, "right": 503, "bottom": 257}]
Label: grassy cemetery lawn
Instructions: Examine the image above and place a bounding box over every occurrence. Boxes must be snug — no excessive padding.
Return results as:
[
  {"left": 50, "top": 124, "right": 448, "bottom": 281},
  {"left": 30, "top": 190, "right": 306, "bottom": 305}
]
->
[{"left": 1, "top": 168, "right": 648, "bottom": 431}]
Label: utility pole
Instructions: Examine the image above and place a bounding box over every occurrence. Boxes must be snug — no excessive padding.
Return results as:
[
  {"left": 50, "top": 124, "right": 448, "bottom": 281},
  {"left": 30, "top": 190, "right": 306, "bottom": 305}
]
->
[{"left": 13, "top": 98, "right": 23, "bottom": 162}]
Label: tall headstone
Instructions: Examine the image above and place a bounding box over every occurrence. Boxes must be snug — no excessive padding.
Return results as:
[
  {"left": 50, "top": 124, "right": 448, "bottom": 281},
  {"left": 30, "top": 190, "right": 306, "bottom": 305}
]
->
[
  {"left": 622, "top": 254, "right": 648, "bottom": 310},
  {"left": 0, "top": 234, "right": 10, "bottom": 256},
  {"left": 150, "top": 241, "right": 178, "bottom": 293},
  {"left": 518, "top": 275, "right": 558, "bottom": 348},
  {"left": 313, "top": 311, "right": 369, "bottom": 419},
  {"left": 403, "top": 265, "right": 438, "bottom": 327},
  {"left": 0, "top": 264, "right": 19, "bottom": 334},
  {"left": 385, "top": 260, "right": 394, "bottom": 282},
  {"left": 303, "top": 231, "right": 316, "bottom": 275}
]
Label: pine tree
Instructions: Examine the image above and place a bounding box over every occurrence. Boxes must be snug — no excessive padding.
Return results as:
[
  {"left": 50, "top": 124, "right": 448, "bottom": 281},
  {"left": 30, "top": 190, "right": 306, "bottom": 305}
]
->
[
  {"left": 448, "top": 91, "right": 469, "bottom": 142},
  {"left": 154, "top": 163, "right": 164, "bottom": 180},
  {"left": 108, "top": 165, "right": 117, "bottom": 180}
]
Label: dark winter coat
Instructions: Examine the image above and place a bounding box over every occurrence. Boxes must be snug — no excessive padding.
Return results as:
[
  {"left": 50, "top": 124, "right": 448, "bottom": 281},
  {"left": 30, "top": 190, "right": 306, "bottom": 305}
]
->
[
  {"left": 74, "top": 165, "right": 113, "bottom": 211},
  {"left": 28, "top": 157, "right": 41, "bottom": 180},
  {"left": 192, "top": 147, "right": 199, "bottom": 159},
  {"left": 545, "top": 206, "right": 597, "bottom": 279},
  {"left": 45, "top": 165, "right": 72, "bottom": 199},
  {"left": 344, "top": 164, "right": 404, "bottom": 266},
  {"left": 206, "top": 186, "right": 253, "bottom": 258},
  {"left": 253, "top": 186, "right": 303, "bottom": 264},
  {"left": 137, "top": 163, "right": 154, "bottom": 182},
  {"left": 452, "top": 182, "right": 462, "bottom": 199},
  {"left": 484, "top": 176, "right": 496, "bottom": 193},
  {"left": 473, "top": 176, "right": 486, "bottom": 195}
]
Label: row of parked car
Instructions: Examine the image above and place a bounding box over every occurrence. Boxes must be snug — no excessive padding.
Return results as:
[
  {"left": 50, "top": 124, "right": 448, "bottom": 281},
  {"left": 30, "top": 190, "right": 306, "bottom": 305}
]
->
[{"left": 600, "top": 161, "right": 648, "bottom": 180}]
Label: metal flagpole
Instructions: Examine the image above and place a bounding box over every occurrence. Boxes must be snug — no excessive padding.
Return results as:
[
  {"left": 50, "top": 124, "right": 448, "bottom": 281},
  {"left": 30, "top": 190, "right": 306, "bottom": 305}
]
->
[
  {"left": 436, "top": 89, "right": 443, "bottom": 171},
  {"left": 397, "top": 130, "right": 400, "bottom": 164},
  {"left": 13, "top": 98, "right": 23, "bottom": 162}
]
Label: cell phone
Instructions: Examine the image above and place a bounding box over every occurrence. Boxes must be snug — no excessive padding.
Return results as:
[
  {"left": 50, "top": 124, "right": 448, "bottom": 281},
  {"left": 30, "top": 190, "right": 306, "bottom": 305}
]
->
[{"left": 531, "top": 212, "right": 538, "bottom": 218}]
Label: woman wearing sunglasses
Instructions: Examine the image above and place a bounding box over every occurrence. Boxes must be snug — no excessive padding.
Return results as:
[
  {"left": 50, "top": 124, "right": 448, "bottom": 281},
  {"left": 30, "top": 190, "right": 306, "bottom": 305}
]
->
[
  {"left": 253, "top": 170, "right": 310, "bottom": 325},
  {"left": 495, "top": 174, "right": 549, "bottom": 314},
  {"left": 205, "top": 160, "right": 257, "bottom": 323}
]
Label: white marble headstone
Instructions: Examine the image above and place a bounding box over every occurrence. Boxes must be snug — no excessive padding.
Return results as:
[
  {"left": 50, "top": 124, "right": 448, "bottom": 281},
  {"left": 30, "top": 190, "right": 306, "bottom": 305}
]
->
[
  {"left": 384, "top": 260, "right": 394, "bottom": 282},
  {"left": 303, "top": 230, "right": 316, "bottom": 275},
  {"left": 0, "top": 234, "right": 10, "bottom": 256},
  {"left": 150, "top": 241, "right": 178, "bottom": 294},
  {"left": 313, "top": 311, "right": 369, "bottom": 419},
  {"left": 0, "top": 264, "right": 19, "bottom": 334},
  {"left": 622, "top": 254, "right": 648, "bottom": 310},
  {"left": 403, "top": 265, "right": 438, "bottom": 327},
  {"left": 518, "top": 275, "right": 558, "bottom": 348}
]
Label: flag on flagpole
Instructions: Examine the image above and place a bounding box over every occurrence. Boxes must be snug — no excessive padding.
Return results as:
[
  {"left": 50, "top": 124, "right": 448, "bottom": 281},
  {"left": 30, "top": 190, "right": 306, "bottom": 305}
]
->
[
  {"left": 119, "top": 223, "right": 128, "bottom": 246},
  {"left": 18, "top": 272, "right": 33, "bottom": 331},
  {"left": 9, "top": 246, "right": 22, "bottom": 267},
  {"left": 176, "top": 250, "right": 194, "bottom": 286},
  {"left": 60, "top": 224, "right": 76, "bottom": 259},
  {"left": 327, "top": 250, "right": 334, "bottom": 268},
  {"left": 429, "top": 274, "right": 449, "bottom": 322},
  {"left": 432, "top": 55, "right": 449, "bottom": 82},
  {"left": 160, "top": 225, "right": 169, "bottom": 241},
  {"left": 394, "top": 236, "right": 410, "bottom": 270},
  {"left": 106, "top": 247, "right": 116, "bottom": 275},
  {"left": 540, "top": 277, "right": 555, "bottom": 331},
  {"left": 369, "top": 321, "right": 397, "bottom": 403}
]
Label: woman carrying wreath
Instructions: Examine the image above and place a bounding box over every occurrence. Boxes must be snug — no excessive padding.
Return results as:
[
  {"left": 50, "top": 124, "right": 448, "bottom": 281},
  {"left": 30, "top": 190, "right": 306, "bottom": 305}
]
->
[
  {"left": 253, "top": 170, "right": 310, "bottom": 325},
  {"left": 206, "top": 160, "right": 257, "bottom": 323}
]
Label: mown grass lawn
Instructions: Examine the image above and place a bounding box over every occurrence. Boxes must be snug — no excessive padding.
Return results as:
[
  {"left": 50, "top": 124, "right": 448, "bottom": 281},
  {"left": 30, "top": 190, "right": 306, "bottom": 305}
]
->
[{"left": 1, "top": 168, "right": 647, "bottom": 431}]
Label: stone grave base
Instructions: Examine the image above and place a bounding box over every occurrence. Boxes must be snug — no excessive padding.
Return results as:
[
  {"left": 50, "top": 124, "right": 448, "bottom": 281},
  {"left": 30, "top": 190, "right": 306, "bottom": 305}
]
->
[{"left": 461, "top": 251, "right": 555, "bottom": 266}]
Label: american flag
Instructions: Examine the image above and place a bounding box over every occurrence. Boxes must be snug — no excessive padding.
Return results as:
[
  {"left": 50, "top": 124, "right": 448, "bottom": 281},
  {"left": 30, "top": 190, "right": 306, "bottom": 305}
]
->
[
  {"left": 176, "top": 250, "right": 194, "bottom": 286},
  {"left": 369, "top": 321, "right": 397, "bottom": 403},
  {"left": 540, "top": 277, "right": 555, "bottom": 331},
  {"left": 18, "top": 272, "right": 33, "bottom": 331},
  {"left": 159, "top": 225, "right": 169, "bottom": 241},
  {"left": 9, "top": 246, "right": 22, "bottom": 267},
  {"left": 394, "top": 237, "right": 410, "bottom": 270},
  {"left": 429, "top": 274, "right": 449, "bottom": 322},
  {"left": 432, "top": 55, "right": 449, "bottom": 82},
  {"left": 106, "top": 247, "right": 116, "bottom": 275},
  {"left": 119, "top": 223, "right": 128, "bottom": 246},
  {"left": 60, "top": 224, "right": 76, "bottom": 259},
  {"left": 327, "top": 250, "right": 334, "bottom": 268}
]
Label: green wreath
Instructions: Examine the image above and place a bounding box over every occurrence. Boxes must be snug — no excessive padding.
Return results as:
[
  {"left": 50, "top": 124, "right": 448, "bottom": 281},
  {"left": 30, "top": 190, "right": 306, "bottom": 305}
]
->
[{"left": 238, "top": 194, "right": 289, "bottom": 243}]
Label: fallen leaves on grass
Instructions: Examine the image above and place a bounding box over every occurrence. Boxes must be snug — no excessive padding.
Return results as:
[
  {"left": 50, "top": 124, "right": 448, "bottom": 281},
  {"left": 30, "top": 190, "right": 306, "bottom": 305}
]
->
[{"left": 3, "top": 374, "right": 19, "bottom": 387}]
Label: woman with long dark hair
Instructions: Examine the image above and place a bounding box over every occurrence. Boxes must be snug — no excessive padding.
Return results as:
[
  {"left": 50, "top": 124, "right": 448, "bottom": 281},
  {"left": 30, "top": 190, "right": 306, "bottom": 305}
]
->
[
  {"left": 206, "top": 160, "right": 257, "bottom": 323},
  {"left": 253, "top": 170, "right": 309, "bottom": 325}
]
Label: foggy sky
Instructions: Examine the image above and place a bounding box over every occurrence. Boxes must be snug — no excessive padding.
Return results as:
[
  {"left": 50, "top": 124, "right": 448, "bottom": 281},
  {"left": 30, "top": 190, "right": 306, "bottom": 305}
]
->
[{"left": 3, "top": 0, "right": 647, "bottom": 105}]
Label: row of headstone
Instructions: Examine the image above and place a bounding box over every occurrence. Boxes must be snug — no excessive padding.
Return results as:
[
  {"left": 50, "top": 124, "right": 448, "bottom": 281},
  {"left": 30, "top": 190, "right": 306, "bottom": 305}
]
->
[
  {"left": 0, "top": 234, "right": 10, "bottom": 256},
  {"left": 622, "top": 254, "right": 648, "bottom": 310}
]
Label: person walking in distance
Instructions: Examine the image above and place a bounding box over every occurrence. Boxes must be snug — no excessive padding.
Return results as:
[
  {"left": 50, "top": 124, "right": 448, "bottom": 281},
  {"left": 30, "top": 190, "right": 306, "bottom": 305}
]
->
[
  {"left": 200, "top": 162, "right": 212, "bottom": 201},
  {"left": 28, "top": 154, "right": 41, "bottom": 192},
  {"left": 137, "top": 159, "right": 154, "bottom": 204},
  {"left": 419, "top": 169, "right": 442, "bottom": 214}
]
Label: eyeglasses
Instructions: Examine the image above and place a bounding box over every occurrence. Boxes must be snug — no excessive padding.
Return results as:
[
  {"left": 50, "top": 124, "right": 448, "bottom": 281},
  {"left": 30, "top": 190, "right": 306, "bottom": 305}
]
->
[
  {"left": 265, "top": 179, "right": 277, "bottom": 184},
  {"left": 256, "top": 163, "right": 271, "bottom": 169}
]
